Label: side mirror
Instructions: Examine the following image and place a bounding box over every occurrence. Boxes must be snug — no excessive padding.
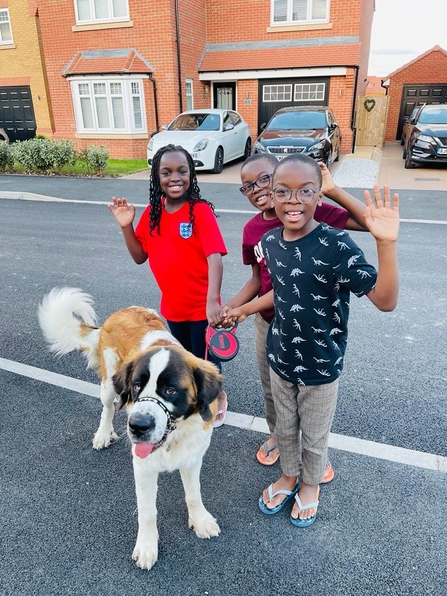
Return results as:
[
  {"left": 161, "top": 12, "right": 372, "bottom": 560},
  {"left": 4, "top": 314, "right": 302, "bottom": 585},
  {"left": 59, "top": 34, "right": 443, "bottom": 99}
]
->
[
  {"left": 161, "top": 124, "right": 168, "bottom": 130},
  {"left": 224, "top": 123, "right": 234, "bottom": 131},
  {"left": 260, "top": 122, "right": 266, "bottom": 130}
]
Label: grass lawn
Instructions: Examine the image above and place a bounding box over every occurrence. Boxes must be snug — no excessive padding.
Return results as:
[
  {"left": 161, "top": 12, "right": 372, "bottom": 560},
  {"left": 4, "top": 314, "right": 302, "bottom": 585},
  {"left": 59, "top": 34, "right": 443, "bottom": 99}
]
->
[{"left": 7, "top": 158, "right": 149, "bottom": 177}]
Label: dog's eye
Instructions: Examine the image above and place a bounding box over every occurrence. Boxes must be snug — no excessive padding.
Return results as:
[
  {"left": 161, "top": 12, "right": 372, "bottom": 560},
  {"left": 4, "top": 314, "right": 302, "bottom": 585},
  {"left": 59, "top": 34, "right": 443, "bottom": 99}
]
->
[
  {"left": 133, "top": 383, "right": 141, "bottom": 393},
  {"left": 166, "top": 387, "right": 177, "bottom": 395}
]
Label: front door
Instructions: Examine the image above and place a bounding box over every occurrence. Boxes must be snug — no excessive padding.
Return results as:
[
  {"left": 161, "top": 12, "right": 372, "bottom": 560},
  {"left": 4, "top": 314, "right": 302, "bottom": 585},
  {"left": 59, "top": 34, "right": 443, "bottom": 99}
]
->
[{"left": 213, "top": 83, "right": 235, "bottom": 110}]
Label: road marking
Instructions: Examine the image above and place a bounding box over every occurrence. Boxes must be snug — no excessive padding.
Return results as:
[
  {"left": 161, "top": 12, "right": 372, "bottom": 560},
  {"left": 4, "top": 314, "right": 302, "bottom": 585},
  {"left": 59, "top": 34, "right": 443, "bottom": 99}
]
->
[
  {"left": 1, "top": 193, "right": 447, "bottom": 224},
  {"left": 1, "top": 357, "right": 446, "bottom": 473}
]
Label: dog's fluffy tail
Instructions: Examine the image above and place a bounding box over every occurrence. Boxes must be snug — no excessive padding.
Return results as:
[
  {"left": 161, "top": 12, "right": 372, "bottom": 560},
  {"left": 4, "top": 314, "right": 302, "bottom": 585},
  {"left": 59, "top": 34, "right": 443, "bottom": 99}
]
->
[{"left": 38, "top": 287, "right": 101, "bottom": 369}]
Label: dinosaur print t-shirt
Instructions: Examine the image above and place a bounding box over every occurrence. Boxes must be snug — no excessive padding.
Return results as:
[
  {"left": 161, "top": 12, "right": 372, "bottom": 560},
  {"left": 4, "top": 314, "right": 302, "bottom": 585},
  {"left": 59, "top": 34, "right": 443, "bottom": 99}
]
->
[{"left": 260, "top": 223, "right": 377, "bottom": 385}]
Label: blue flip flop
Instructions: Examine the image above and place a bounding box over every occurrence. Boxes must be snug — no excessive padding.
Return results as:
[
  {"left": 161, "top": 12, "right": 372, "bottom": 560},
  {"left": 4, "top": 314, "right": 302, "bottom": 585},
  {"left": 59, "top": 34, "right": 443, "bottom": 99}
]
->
[
  {"left": 258, "top": 482, "right": 299, "bottom": 515},
  {"left": 290, "top": 493, "right": 319, "bottom": 527}
]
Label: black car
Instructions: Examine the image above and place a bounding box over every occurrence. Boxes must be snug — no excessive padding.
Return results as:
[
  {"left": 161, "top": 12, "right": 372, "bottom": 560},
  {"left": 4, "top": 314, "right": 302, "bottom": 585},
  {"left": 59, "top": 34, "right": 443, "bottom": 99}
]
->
[
  {"left": 253, "top": 106, "right": 341, "bottom": 167},
  {"left": 403, "top": 104, "right": 447, "bottom": 169}
]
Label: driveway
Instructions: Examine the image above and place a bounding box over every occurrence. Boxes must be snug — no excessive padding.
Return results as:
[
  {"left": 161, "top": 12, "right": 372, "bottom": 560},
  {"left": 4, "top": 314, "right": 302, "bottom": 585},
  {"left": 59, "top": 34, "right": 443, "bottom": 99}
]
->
[{"left": 123, "top": 142, "right": 447, "bottom": 193}]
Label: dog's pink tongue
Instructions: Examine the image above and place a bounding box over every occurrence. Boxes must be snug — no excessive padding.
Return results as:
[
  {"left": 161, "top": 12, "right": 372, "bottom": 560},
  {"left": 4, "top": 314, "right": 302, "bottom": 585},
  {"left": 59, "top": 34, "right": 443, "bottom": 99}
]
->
[{"left": 135, "top": 442, "right": 155, "bottom": 458}]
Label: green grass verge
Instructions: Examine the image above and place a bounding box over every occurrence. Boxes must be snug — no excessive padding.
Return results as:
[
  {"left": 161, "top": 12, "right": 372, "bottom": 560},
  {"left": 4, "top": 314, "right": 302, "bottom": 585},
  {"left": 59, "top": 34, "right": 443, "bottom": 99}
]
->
[{"left": 4, "top": 158, "right": 149, "bottom": 177}]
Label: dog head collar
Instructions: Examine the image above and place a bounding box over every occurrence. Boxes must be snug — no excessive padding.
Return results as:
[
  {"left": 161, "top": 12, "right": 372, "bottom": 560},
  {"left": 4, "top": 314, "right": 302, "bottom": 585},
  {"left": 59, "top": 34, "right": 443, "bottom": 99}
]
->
[{"left": 134, "top": 396, "right": 178, "bottom": 437}]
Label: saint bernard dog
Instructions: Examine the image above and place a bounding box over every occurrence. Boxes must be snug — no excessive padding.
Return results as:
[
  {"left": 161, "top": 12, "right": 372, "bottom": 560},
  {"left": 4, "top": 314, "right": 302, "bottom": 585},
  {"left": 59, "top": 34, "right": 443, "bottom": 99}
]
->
[{"left": 38, "top": 287, "right": 223, "bottom": 570}]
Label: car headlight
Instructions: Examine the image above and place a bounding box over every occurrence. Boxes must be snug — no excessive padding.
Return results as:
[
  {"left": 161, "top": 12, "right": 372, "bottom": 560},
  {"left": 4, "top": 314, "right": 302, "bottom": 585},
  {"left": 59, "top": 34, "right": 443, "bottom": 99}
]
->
[
  {"left": 148, "top": 138, "right": 154, "bottom": 151},
  {"left": 308, "top": 141, "right": 325, "bottom": 152},
  {"left": 254, "top": 141, "right": 267, "bottom": 153},
  {"left": 416, "top": 134, "right": 434, "bottom": 143},
  {"left": 193, "top": 139, "right": 209, "bottom": 152}
]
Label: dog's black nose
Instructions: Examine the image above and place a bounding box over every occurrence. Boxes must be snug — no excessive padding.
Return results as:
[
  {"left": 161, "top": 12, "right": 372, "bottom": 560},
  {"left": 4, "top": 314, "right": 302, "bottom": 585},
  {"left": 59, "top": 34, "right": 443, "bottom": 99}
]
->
[{"left": 128, "top": 417, "right": 156, "bottom": 437}]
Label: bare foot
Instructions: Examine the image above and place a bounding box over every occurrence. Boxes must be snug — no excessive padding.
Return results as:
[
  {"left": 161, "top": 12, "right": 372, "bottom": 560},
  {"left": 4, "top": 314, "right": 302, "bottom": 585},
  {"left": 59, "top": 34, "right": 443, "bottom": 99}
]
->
[
  {"left": 291, "top": 481, "right": 320, "bottom": 520},
  {"left": 261, "top": 474, "right": 297, "bottom": 510}
]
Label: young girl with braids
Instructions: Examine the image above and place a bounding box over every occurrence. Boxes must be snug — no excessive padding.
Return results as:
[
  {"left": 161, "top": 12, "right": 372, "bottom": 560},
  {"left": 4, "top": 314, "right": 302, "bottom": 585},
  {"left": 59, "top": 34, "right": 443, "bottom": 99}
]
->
[{"left": 108, "top": 144, "right": 228, "bottom": 427}]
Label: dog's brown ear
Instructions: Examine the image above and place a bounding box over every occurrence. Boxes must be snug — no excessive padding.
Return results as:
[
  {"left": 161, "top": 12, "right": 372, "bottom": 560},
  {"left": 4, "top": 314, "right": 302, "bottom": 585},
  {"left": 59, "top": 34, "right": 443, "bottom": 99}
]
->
[
  {"left": 112, "top": 361, "right": 134, "bottom": 410},
  {"left": 194, "top": 362, "right": 223, "bottom": 421}
]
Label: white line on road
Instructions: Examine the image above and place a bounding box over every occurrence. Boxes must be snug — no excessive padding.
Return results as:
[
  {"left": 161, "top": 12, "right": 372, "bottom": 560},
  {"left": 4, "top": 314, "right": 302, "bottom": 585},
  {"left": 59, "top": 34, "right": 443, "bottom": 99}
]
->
[
  {"left": 1, "top": 192, "right": 447, "bottom": 223},
  {"left": 1, "top": 357, "right": 446, "bottom": 474}
]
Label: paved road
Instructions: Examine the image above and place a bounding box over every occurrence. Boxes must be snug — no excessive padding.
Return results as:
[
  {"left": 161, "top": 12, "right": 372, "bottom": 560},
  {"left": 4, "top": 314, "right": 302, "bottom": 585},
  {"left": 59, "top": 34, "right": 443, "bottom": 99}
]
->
[{"left": 1, "top": 177, "right": 446, "bottom": 596}]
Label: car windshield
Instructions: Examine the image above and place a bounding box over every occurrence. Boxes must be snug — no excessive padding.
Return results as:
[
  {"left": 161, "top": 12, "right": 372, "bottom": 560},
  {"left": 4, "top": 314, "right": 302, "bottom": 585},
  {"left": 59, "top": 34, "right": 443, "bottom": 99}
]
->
[
  {"left": 267, "top": 111, "right": 326, "bottom": 130},
  {"left": 418, "top": 107, "right": 447, "bottom": 124},
  {"left": 168, "top": 113, "right": 221, "bottom": 131}
]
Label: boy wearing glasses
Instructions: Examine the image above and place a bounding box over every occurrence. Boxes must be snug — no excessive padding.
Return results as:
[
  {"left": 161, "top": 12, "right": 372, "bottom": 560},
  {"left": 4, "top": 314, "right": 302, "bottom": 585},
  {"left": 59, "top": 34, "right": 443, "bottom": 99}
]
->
[
  {"left": 223, "top": 154, "right": 368, "bottom": 473},
  {"left": 225, "top": 154, "right": 399, "bottom": 527}
]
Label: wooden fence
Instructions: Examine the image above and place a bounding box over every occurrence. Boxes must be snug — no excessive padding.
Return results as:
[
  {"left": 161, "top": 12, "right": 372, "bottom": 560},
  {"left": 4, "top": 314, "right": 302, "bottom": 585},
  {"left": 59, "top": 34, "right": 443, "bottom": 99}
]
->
[{"left": 355, "top": 95, "right": 389, "bottom": 147}]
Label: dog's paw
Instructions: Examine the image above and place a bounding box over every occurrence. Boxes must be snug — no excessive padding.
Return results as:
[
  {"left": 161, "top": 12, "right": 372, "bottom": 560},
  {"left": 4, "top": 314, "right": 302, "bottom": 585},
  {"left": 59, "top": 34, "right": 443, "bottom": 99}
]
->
[
  {"left": 132, "top": 542, "right": 158, "bottom": 571},
  {"left": 189, "top": 514, "right": 221, "bottom": 539},
  {"left": 92, "top": 429, "right": 119, "bottom": 450}
]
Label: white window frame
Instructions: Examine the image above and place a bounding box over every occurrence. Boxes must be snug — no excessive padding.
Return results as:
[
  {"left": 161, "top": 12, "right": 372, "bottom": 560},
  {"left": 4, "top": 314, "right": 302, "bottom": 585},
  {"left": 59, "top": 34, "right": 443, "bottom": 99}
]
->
[
  {"left": 185, "top": 79, "right": 194, "bottom": 111},
  {"left": 74, "top": 0, "right": 129, "bottom": 25},
  {"left": 294, "top": 82, "right": 325, "bottom": 102},
  {"left": 271, "top": 0, "right": 329, "bottom": 26},
  {"left": 0, "top": 8, "right": 13, "bottom": 44},
  {"left": 70, "top": 76, "right": 147, "bottom": 134},
  {"left": 263, "top": 84, "right": 293, "bottom": 102}
]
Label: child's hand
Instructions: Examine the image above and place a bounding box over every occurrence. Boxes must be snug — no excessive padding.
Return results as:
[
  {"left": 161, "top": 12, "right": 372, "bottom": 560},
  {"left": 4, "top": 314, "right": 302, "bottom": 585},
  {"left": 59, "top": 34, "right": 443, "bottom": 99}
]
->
[
  {"left": 206, "top": 301, "right": 224, "bottom": 327},
  {"left": 318, "top": 161, "right": 336, "bottom": 195},
  {"left": 108, "top": 197, "right": 135, "bottom": 228},
  {"left": 224, "top": 306, "right": 248, "bottom": 324},
  {"left": 363, "top": 185, "right": 399, "bottom": 242}
]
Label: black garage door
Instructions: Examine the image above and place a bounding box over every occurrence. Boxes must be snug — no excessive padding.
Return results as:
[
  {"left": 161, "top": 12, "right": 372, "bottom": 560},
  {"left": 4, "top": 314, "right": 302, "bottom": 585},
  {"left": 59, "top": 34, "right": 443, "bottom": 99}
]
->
[
  {"left": 397, "top": 84, "right": 447, "bottom": 140},
  {"left": 0, "top": 86, "right": 36, "bottom": 143},
  {"left": 258, "top": 77, "right": 329, "bottom": 135}
]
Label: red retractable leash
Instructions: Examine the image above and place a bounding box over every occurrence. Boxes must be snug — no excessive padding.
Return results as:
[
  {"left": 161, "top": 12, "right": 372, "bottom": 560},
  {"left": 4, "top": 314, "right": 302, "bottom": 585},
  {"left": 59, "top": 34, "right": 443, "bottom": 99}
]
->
[{"left": 205, "top": 322, "right": 239, "bottom": 362}]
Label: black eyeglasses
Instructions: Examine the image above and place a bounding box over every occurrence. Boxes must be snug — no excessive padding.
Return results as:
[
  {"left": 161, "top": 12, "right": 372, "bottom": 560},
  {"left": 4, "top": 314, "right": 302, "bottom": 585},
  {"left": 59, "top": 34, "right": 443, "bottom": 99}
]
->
[
  {"left": 272, "top": 187, "right": 321, "bottom": 204},
  {"left": 239, "top": 173, "right": 272, "bottom": 196}
]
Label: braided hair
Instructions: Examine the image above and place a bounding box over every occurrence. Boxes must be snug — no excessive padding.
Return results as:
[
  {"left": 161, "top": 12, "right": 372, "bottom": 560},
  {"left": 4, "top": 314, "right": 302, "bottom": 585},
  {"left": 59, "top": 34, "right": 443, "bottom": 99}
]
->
[{"left": 148, "top": 144, "right": 216, "bottom": 235}]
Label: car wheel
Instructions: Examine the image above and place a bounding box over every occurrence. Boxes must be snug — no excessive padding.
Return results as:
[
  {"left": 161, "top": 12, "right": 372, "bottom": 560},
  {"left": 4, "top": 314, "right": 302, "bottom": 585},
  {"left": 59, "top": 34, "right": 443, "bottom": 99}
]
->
[
  {"left": 325, "top": 151, "right": 332, "bottom": 168},
  {"left": 404, "top": 151, "right": 415, "bottom": 169},
  {"left": 334, "top": 147, "right": 340, "bottom": 162},
  {"left": 243, "top": 138, "right": 252, "bottom": 160},
  {"left": 212, "top": 147, "right": 224, "bottom": 174},
  {"left": 402, "top": 146, "right": 407, "bottom": 159}
]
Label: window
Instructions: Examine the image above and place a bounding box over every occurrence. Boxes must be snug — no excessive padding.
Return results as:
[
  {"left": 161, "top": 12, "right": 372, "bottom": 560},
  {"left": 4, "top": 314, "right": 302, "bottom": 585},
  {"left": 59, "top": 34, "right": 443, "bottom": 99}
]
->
[
  {"left": 294, "top": 82, "right": 325, "bottom": 101},
  {"left": 74, "top": 0, "right": 129, "bottom": 24},
  {"left": 271, "top": 0, "right": 329, "bottom": 26},
  {"left": 185, "top": 79, "right": 193, "bottom": 111},
  {"left": 71, "top": 77, "right": 146, "bottom": 133},
  {"left": 0, "top": 9, "right": 13, "bottom": 44},
  {"left": 263, "top": 84, "right": 292, "bottom": 102}
]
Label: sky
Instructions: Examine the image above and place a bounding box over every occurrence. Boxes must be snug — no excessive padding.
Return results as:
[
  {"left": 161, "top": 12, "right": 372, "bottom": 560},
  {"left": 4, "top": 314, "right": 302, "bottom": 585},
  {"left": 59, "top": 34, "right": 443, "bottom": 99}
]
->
[{"left": 368, "top": 0, "right": 447, "bottom": 77}]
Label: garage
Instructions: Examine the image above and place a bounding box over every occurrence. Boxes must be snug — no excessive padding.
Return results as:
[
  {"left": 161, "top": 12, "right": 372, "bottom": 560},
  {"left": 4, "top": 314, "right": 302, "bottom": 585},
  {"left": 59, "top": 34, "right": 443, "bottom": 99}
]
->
[
  {"left": 0, "top": 86, "right": 37, "bottom": 143},
  {"left": 397, "top": 84, "right": 447, "bottom": 140},
  {"left": 258, "top": 77, "right": 329, "bottom": 134}
]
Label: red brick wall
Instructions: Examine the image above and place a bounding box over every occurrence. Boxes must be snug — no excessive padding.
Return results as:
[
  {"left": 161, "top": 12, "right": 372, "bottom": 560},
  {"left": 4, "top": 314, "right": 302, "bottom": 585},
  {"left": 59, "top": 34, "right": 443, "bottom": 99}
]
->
[
  {"left": 35, "top": 0, "right": 197, "bottom": 157},
  {"left": 33, "top": 0, "right": 374, "bottom": 158},
  {"left": 385, "top": 49, "right": 447, "bottom": 141}
]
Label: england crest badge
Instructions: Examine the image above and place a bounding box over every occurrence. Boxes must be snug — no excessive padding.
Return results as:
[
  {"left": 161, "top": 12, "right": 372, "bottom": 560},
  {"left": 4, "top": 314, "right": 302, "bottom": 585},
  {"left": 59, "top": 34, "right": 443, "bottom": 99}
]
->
[{"left": 179, "top": 222, "right": 192, "bottom": 239}]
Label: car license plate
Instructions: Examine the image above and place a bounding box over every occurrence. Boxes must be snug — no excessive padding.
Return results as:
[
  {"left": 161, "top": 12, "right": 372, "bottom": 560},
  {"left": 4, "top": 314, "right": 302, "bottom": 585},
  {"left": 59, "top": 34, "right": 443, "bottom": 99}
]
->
[{"left": 437, "top": 147, "right": 447, "bottom": 155}]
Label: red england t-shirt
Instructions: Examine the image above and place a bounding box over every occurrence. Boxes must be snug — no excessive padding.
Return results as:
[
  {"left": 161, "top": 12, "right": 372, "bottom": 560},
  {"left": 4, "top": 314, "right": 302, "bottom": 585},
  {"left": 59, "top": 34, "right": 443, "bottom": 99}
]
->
[
  {"left": 242, "top": 201, "right": 350, "bottom": 322},
  {"left": 135, "top": 200, "right": 227, "bottom": 322}
]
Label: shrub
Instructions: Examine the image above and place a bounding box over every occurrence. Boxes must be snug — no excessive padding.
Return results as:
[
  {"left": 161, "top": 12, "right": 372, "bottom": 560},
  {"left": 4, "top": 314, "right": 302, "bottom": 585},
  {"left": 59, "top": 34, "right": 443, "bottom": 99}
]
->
[
  {"left": 78, "top": 144, "right": 109, "bottom": 175},
  {"left": 0, "top": 140, "right": 14, "bottom": 171},
  {"left": 12, "top": 138, "right": 75, "bottom": 172}
]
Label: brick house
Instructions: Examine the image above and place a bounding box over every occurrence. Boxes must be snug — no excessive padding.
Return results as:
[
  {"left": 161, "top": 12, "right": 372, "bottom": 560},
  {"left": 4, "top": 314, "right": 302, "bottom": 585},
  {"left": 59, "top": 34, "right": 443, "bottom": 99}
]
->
[
  {"left": 0, "top": 0, "right": 53, "bottom": 142},
  {"left": 382, "top": 46, "right": 447, "bottom": 142},
  {"left": 1, "top": 0, "right": 375, "bottom": 158}
]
